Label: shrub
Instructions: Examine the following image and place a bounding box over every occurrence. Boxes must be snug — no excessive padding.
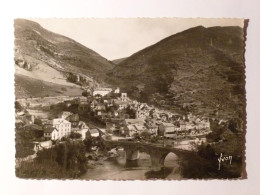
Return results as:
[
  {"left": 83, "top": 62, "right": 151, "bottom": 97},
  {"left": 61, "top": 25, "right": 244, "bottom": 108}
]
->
[
  {"left": 16, "top": 142, "right": 87, "bottom": 179},
  {"left": 197, "top": 144, "right": 216, "bottom": 160},
  {"left": 15, "top": 101, "right": 23, "bottom": 111}
]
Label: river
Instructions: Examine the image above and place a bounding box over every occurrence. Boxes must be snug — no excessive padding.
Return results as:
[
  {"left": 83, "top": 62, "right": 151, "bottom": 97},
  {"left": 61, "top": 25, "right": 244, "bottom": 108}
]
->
[{"left": 80, "top": 151, "right": 183, "bottom": 180}]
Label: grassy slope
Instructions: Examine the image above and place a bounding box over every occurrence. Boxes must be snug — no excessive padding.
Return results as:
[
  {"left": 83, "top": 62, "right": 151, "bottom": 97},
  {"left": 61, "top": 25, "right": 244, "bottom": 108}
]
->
[{"left": 15, "top": 74, "right": 83, "bottom": 98}]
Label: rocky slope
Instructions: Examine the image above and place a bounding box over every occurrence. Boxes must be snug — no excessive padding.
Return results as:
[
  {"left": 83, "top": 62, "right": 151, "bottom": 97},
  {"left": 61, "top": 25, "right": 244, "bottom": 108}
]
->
[{"left": 107, "top": 26, "right": 246, "bottom": 120}]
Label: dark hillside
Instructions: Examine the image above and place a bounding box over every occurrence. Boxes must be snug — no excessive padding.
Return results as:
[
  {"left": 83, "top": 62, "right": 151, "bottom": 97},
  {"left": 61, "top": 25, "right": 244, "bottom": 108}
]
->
[{"left": 107, "top": 26, "right": 245, "bottom": 120}]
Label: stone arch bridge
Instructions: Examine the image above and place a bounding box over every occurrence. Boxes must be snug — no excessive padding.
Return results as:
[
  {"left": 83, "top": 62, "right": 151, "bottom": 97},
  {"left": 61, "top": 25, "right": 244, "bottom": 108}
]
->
[{"left": 104, "top": 140, "right": 193, "bottom": 171}]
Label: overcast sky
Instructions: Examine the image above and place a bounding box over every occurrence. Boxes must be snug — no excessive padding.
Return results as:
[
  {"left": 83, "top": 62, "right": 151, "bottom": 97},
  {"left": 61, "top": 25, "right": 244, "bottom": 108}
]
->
[{"left": 31, "top": 18, "right": 244, "bottom": 60}]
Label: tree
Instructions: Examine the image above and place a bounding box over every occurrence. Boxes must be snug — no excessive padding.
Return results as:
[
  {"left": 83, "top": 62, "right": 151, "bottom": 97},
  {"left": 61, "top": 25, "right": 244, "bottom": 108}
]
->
[
  {"left": 198, "top": 144, "right": 216, "bottom": 160},
  {"left": 125, "top": 105, "right": 136, "bottom": 118},
  {"left": 69, "top": 132, "right": 82, "bottom": 139},
  {"left": 82, "top": 90, "right": 90, "bottom": 97},
  {"left": 140, "top": 131, "right": 151, "bottom": 140},
  {"left": 34, "top": 118, "right": 42, "bottom": 126},
  {"left": 228, "top": 119, "right": 240, "bottom": 133},
  {"left": 15, "top": 101, "right": 22, "bottom": 112},
  {"left": 83, "top": 137, "right": 93, "bottom": 152}
]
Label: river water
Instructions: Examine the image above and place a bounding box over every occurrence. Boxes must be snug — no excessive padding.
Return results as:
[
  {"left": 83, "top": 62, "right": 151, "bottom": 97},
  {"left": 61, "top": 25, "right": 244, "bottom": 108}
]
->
[{"left": 80, "top": 151, "right": 182, "bottom": 180}]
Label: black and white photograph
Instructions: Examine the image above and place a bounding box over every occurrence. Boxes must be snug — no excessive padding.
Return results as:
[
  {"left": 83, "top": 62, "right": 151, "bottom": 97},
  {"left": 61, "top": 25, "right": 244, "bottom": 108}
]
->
[{"left": 13, "top": 18, "right": 247, "bottom": 180}]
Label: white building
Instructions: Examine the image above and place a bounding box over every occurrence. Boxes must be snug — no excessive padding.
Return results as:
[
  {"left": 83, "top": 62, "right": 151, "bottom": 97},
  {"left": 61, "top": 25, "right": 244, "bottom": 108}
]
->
[
  {"left": 33, "top": 140, "right": 52, "bottom": 152},
  {"left": 46, "top": 118, "right": 71, "bottom": 140},
  {"left": 74, "top": 121, "right": 89, "bottom": 140},
  {"left": 114, "top": 87, "right": 120, "bottom": 94},
  {"left": 121, "top": 93, "right": 127, "bottom": 102},
  {"left": 93, "top": 88, "right": 113, "bottom": 97}
]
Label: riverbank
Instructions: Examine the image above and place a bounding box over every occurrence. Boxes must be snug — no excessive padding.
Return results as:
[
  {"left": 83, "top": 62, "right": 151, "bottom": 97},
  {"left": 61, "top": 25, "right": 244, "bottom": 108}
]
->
[{"left": 81, "top": 150, "right": 182, "bottom": 180}]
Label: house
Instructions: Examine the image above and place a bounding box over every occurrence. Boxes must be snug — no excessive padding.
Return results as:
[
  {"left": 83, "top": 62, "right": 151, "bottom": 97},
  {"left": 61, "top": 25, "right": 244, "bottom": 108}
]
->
[
  {"left": 146, "top": 124, "right": 158, "bottom": 136},
  {"left": 122, "top": 124, "right": 147, "bottom": 137},
  {"left": 93, "top": 88, "right": 113, "bottom": 97},
  {"left": 114, "top": 87, "right": 120, "bottom": 94},
  {"left": 124, "top": 118, "right": 145, "bottom": 125},
  {"left": 121, "top": 93, "right": 127, "bottom": 102},
  {"left": 122, "top": 124, "right": 136, "bottom": 136},
  {"left": 78, "top": 98, "right": 89, "bottom": 111},
  {"left": 33, "top": 140, "right": 52, "bottom": 152},
  {"left": 78, "top": 121, "right": 88, "bottom": 129},
  {"left": 136, "top": 109, "right": 150, "bottom": 119},
  {"left": 121, "top": 118, "right": 146, "bottom": 136},
  {"left": 114, "top": 99, "right": 128, "bottom": 110},
  {"left": 43, "top": 125, "right": 59, "bottom": 140},
  {"left": 158, "top": 123, "right": 178, "bottom": 138},
  {"left": 86, "top": 128, "right": 100, "bottom": 138},
  {"left": 74, "top": 128, "right": 88, "bottom": 140},
  {"left": 67, "top": 114, "right": 79, "bottom": 128},
  {"left": 64, "top": 99, "right": 78, "bottom": 108},
  {"left": 94, "top": 104, "right": 106, "bottom": 116},
  {"left": 58, "top": 111, "right": 72, "bottom": 119},
  {"left": 201, "top": 118, "right": 210, "bottom": 129},
  {"left": 90, "top": 100, "right": 98, "bottom": 109},
  {"left": 24, "top": 114, "right": 35, "bottom": 125},
  {"left": 45, "top": 118, "right": 71, "bottom": 140},
  {"left": 179, "top": 121, "right": 187, "bottom": 131},
  {"left": 15, "top": 119, "right": 24, "bottom": 129}
]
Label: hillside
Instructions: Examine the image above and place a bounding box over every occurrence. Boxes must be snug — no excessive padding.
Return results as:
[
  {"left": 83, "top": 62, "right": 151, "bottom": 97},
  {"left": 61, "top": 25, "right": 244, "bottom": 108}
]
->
[
  {"left": 15, "top": 74, "right": 83, "bottom": 98},
  {"left": 107, "top": 26, "right": 246, "bottom": 120},
  {"left": 112, "top": 57, "right": 127, "bottom": 65},
  {"left": 14, "top": 19, "right": 114, "bottom": 98}
]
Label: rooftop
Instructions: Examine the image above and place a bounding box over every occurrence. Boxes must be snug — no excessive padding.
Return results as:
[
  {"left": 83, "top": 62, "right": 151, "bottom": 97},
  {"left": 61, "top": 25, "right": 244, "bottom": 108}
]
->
[
  {"left": 94, "top": 88, "right": 113, "bottom": 91},
  {"left": 52, "top": 118, "right": 71, "bottom": 125},
  {"left": 125, "top": 118, "right": 145, "bottom": 125},
  {"left": 43, "top": 125, "right": 57, "bottom": 133}
]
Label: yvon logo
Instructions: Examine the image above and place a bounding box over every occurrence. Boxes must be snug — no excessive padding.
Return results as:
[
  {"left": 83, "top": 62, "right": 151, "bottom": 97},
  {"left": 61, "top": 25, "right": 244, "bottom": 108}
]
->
[{"left": 218, "top": 153, "right": 232, "bottom": 170}]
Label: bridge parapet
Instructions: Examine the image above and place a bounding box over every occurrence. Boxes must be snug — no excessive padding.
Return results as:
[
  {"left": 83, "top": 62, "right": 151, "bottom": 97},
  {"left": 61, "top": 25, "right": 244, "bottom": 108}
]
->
[{"left": 104, "top": 139, "right": 192, "bottom": 171}]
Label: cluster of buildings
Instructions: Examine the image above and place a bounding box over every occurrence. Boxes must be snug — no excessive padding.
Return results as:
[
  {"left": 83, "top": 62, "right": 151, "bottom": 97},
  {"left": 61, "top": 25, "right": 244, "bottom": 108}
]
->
[
  {"left": 15, "top": 109, "right": 105, "bottom": 145},
  {"left": 15, "top": 86, "right": 212, "bottom": 156},
  {"left": 77, "top": 87, "right": 211, "bottom": 139}
]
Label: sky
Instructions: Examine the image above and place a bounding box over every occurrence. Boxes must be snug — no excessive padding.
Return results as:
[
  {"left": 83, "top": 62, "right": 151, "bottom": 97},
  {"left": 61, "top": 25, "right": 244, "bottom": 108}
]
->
[{"left": 31, "top": 18, "right": 244, "bottom": 60}]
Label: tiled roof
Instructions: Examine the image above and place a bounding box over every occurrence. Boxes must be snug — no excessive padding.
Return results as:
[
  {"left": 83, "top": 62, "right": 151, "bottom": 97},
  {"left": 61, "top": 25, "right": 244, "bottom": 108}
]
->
[{"left": 43, "top": 125, "right": 56, "bottom": 133}]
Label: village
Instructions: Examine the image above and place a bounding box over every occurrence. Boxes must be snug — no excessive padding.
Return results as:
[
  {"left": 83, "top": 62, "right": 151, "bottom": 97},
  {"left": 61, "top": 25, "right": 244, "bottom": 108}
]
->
[{"left": 15, "top": 86, "right": 212, "bottom": 159}]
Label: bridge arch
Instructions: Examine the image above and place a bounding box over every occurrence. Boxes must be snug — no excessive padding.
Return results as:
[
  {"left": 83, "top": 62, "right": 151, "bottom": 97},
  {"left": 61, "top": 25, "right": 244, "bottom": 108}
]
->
[
  {"left": 104, "top": 140, "right": 184, "bottom": 171},
  {"left": 159, "top": 152, "right": 178, "bottom": 167}
]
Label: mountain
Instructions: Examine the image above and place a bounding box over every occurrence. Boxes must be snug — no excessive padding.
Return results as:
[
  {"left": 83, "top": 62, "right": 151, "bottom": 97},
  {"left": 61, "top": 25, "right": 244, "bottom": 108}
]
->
[
  {"left": 14, "top": 19, "right": 114, "bottom": 98},
  {"left": 112, "top": 57, "right": 127, "bottom": 65},
  {"left": 107, "top": 26, "right": 246, "bottom": 120}
]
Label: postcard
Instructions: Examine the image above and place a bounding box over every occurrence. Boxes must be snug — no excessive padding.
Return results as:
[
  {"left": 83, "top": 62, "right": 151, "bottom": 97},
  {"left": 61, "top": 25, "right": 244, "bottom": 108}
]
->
[{"left": 14, "top": 18, "right": 247, "bottom": 180}]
